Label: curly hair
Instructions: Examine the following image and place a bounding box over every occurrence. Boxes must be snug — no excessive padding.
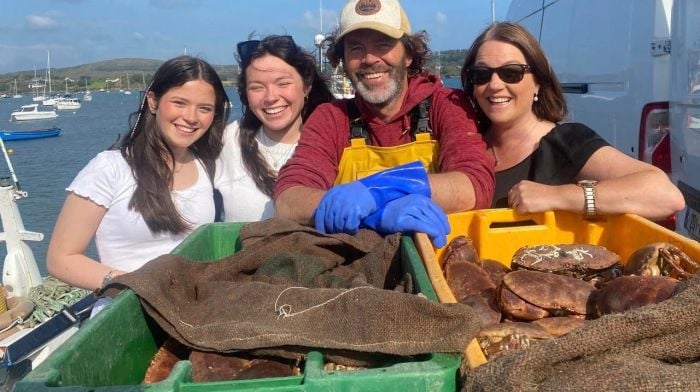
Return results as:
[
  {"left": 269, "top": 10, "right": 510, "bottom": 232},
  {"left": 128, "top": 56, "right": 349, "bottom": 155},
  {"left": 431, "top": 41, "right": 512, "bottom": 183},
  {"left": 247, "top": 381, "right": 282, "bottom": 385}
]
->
[{"left": 325, "top": 29, "right": 431, "bottom": 77}]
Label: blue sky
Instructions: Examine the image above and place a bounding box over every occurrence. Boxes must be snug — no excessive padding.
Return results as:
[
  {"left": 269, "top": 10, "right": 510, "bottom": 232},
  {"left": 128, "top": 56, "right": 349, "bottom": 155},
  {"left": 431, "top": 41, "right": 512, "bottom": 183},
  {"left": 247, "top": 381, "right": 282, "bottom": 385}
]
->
[{"left": 0, "top": 0, "right": 512, "bottom": 74}]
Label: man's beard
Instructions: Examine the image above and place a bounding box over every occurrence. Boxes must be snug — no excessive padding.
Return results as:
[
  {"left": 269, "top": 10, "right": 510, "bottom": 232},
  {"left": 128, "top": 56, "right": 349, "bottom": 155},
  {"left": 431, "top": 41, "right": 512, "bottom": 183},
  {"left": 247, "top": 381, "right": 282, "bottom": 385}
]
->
[{"left": 350, "top": 61, "right": 407, "bottom": 107}]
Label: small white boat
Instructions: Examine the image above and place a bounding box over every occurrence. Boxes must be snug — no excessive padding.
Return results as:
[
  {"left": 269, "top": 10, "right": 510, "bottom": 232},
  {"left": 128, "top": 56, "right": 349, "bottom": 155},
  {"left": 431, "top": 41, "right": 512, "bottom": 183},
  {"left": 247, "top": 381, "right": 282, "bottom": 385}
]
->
[
  {"left": 11, "top": 80, "right": 22, "bottom": 99},
  {"left": 10, "top": 104, "right": 58, "bottom": 122},
  {"left": 82, "top": 92, "right": 92, "bottom": 102},
  {"left": 55, "top": 98, "right": 81, "bottom": 111},
  {"left": 42, "top": 98, "right": 57, "bottom": 107}
]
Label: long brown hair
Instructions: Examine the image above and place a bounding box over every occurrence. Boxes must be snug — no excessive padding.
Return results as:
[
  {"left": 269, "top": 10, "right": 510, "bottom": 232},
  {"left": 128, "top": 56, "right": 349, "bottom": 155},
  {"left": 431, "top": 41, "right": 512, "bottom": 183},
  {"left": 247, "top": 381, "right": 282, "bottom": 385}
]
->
[
  {"left": 120, "top": 55, "right": 230, "bottom": 234},
  {"left": 236, "top": 35, "right": 333, "bottom": 197},
  {"left": 460, "top": 22, "right": 567, "bottom": 130}
]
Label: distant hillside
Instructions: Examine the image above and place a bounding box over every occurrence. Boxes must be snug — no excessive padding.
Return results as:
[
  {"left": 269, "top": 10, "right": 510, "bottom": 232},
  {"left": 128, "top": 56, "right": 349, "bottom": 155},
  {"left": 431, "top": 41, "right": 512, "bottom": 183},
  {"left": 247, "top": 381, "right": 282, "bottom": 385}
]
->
[
  {"left": 0, "top": 50, "right": 466, "bottom": 95},
  {"left": 0, "top": 58, "right": 238, "bottom": 95}
]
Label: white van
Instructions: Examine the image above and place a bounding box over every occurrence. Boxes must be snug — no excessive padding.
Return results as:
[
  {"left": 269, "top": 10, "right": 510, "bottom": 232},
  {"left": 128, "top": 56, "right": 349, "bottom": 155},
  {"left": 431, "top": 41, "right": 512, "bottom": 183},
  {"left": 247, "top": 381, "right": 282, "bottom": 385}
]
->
[
  {"left": 669, "top": 0, "right": 700, "bottom": 240},
  {"left": 507, "top": 0, "right": 676, "bottom": 227}
]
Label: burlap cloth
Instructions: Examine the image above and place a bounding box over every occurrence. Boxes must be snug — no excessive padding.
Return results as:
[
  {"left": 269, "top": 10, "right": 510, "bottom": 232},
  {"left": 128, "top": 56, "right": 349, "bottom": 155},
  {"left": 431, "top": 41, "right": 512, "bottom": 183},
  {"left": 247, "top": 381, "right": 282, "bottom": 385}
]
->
[
  {"left": 102, "top": 219, "right": 480, "bottom": 361},
  {"left": 462, "top": 274, "right": 700, "bottom": 391}
]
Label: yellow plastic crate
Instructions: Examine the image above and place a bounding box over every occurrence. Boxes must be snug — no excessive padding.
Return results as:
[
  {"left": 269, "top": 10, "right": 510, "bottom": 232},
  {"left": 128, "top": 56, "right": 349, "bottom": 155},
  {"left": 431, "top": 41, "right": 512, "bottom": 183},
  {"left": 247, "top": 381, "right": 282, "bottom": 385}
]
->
[{"left": 414, "top": 209, "right": 700, "bottom": 368}]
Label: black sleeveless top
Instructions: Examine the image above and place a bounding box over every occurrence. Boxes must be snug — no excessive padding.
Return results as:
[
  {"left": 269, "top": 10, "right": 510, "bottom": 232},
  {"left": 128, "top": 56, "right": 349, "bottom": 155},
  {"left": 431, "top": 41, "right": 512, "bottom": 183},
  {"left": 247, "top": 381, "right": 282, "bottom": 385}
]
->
[{"left": 492, "top": 122, "right": 610, "bottom": 208}]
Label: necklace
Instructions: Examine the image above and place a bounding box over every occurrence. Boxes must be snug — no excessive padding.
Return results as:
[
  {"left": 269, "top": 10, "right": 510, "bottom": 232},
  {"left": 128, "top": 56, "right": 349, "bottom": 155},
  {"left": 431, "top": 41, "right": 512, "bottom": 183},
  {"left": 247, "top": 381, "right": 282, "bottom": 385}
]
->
[
  {"left": 489, "top": 119, "right": 542, "bottom": 169},
  {"left": 490, "top": 146, "right": 499, "bottom": 166},
  {"left": 258, "top": 131, "right": 297, "bottom": 169}
]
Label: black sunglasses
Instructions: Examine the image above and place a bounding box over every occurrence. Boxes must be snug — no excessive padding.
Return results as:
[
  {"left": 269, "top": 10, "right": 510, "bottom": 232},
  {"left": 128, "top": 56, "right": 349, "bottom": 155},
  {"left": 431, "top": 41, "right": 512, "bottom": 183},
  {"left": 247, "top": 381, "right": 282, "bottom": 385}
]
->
[
  {"left": 468, "top": 64, "right": 531, "bottom": 85},
  {"left": 236, "top": 35, "right": 295, "bottom": 65}
]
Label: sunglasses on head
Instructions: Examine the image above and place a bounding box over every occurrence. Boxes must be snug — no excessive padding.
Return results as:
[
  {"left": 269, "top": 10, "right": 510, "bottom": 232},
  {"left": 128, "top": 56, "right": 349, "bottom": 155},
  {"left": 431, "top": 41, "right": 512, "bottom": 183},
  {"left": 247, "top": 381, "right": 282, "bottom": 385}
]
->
[
  {"left": 468, "top": 64, "right": 531, "bottom": 85},
  {"left": 236, "top": 35, "right": 295, "bottom": 65}
]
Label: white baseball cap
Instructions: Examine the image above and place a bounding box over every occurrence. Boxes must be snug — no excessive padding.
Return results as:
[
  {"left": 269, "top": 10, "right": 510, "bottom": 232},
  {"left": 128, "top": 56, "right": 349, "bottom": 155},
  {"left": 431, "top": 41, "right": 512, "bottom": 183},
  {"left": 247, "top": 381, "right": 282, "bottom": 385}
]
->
[{"left": 336, "top": 0, "right": 412, "bottom": 43}]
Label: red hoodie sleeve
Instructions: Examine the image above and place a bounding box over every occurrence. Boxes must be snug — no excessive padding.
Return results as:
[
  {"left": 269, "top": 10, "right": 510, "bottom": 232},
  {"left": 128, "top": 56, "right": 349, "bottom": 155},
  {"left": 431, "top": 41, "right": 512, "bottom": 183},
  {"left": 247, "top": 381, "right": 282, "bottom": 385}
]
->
[
  {"left": 431, "top": 87, "right": 495, "bottom": 209},
  {"left": 273, "top": 102, "right": 347, "bottom": 200}
]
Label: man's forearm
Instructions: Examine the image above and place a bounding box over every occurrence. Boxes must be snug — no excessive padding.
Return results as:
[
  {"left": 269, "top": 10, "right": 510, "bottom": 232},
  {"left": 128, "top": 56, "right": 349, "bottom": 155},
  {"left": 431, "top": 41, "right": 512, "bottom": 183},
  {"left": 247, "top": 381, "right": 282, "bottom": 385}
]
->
[
  {"left": 429, "top": 171, "right": 476, "bottom": 213},
  {"left": 274, "top": 186, "right": 325, "bottom": 225}
]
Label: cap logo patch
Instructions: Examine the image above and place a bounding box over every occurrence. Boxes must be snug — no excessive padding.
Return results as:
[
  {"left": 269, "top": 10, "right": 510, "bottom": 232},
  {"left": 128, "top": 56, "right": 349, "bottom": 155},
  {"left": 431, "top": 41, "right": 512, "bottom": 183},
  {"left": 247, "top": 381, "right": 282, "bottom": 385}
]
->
[{"left": 356, "top": 0, "right": 381, "bottom": 16}]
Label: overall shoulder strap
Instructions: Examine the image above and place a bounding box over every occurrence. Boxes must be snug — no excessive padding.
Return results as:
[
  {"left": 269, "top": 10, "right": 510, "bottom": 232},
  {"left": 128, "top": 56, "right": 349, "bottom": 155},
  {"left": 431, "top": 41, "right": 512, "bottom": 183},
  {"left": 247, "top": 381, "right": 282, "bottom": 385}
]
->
[
  {"left": 346, "top": 99, "right": 370, "bottom": 143},
  {"left": 410, "top": 97, "right": 433, "bottom": 140}
]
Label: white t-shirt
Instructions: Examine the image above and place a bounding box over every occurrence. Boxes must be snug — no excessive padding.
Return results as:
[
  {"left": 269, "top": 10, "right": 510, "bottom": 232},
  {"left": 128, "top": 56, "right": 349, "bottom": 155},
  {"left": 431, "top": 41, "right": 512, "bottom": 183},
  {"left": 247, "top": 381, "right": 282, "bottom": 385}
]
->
[
  {"left": 215, "top": 121, "right": 297, "bottom": 222},
  {"left": 67, "top": 150, "right": 215, "bottom": 272}
]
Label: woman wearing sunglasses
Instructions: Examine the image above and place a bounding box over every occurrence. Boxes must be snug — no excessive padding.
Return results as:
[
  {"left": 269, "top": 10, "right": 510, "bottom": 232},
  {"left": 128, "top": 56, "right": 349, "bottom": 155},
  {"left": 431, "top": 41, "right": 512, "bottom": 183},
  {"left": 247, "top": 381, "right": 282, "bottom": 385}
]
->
[
  {"left": 461, "top": 22, "right": 683, "bottom": 220},
  {"left": 215, "top": 35, "right": 333, "bottom": 221}
]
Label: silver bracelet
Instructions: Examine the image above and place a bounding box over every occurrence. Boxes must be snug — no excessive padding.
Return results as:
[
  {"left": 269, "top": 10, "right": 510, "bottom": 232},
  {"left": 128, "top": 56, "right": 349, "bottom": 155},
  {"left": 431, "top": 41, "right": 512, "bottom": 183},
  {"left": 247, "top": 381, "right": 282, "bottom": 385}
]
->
[{"left": 102, "top": 270, "right": 116, "bottom": 288}]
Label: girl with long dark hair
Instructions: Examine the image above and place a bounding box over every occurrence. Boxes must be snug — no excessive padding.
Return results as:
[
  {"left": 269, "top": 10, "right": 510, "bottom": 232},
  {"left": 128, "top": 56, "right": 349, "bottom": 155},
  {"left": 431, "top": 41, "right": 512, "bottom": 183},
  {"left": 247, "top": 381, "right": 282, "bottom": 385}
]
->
[
  {"left": 48, "top": 55, "right": 230, "bottom": 290},
  {"left": 215, "top": 35, "right": 333, "bottom": 221}
]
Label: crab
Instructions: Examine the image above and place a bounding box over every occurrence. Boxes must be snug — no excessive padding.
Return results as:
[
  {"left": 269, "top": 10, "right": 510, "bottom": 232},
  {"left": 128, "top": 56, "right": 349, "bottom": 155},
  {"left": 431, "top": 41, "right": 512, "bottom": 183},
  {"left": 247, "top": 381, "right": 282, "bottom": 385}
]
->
[
  {"left": 443, "top": 236, "right": 501, "bottom": 326},
  {"left": 441, "top": 235, "right": 479, "bottom": 266},
  {"left": 592, "top": 275, "right": 679, "bottom": 317},
  {"left": 624, "top": 242, "right": 699, "bottom": 280},
  {"left": 476, "top": 321, "right": 553, "bottom": 360},
  {"left": 497, "top": 270, "right": 597, "bottom": 321},
  {"left": 480, "top": 258, "right": 511, "bottom": 287},
  {"left": 531, "top": 316, "right": 587, "bottom": 337},
  {"left": 511, "top": 244, "right": 622, "bottom": 287},
  {"left": 189, "top": 351, "right": 300, "bottom": 382}
]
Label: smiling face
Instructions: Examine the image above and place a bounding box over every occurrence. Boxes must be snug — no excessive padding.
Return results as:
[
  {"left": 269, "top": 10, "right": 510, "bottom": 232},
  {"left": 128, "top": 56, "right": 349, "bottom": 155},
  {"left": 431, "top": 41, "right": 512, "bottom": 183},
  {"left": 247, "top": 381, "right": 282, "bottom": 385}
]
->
[
  {"left": 343, "top": 29, "right": 411, "bottom": 108},
  {"left": 245, "top": 54, "right": 310, "bottom": 139},
  {"left": 147, "top": 79, "right": 216, "bottom": 158},
  {"left": 473, "top": 40, "right": 540, "bottom": 131}
]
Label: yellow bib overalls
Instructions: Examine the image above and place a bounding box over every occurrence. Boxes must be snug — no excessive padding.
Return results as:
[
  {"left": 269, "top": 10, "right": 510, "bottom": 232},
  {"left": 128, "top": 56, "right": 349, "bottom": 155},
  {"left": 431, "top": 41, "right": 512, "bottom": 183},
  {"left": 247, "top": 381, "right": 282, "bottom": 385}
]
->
[{"left": 334, "top": 99, "right": 439, "bottom": 184}]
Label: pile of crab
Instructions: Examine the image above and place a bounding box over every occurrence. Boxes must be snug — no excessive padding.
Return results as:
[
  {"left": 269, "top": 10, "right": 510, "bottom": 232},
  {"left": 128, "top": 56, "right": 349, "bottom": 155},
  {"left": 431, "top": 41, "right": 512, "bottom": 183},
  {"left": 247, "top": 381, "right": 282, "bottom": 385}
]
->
[{"left": 442, "top": 237, "right": 700, "bottom": 360}]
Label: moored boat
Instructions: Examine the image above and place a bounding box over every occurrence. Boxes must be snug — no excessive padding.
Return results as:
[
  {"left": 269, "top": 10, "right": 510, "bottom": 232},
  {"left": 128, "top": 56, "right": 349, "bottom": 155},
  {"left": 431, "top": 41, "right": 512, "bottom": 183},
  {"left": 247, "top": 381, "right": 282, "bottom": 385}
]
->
[
  {"left": 0, "top": 128, "right": 61, "bottom": 141},
  {"left": 55, "top": 98, "right": 81, "bottom": 111},
  {"left": 9, "top": 104, "right": 58, "bottom": 122}
]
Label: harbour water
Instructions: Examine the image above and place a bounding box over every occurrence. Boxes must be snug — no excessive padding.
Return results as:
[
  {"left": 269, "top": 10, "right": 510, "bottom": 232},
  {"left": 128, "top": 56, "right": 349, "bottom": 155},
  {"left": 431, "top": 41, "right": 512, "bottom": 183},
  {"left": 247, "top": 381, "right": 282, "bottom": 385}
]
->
[{"left": 0, "top": 77, "right": 461, "bottom": 276}]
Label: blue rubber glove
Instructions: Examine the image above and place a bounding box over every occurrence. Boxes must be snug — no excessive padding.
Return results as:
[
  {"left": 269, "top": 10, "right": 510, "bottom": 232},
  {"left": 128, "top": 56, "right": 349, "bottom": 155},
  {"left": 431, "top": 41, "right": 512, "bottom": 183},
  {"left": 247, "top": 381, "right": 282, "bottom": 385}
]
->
[
  {"left": 362, "top": 194, "right": 451, "bottom": 248},
  {"left": 314, "top": 161, "right": 431, "bottom": 235},
  {"left": 358, "top": 161, "right": 431, "bottom": 207},
  {"left": 314, "top": 181, "right": 376, "bottom": 235}
]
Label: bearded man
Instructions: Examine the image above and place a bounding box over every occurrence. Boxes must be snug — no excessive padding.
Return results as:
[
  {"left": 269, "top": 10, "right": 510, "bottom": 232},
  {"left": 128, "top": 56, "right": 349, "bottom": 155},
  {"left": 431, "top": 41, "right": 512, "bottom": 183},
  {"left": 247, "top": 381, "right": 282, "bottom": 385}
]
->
[{"left": 274, "top": 0, "right": 494, "bottom": 247}]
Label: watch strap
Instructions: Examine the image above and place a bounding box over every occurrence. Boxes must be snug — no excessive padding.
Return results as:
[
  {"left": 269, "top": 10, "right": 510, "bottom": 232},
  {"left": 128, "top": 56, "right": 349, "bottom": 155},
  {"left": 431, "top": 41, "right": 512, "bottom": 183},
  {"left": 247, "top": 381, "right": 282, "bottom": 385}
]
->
[{"left": 581, "top": 183, "right": 597, "bottom": 217}]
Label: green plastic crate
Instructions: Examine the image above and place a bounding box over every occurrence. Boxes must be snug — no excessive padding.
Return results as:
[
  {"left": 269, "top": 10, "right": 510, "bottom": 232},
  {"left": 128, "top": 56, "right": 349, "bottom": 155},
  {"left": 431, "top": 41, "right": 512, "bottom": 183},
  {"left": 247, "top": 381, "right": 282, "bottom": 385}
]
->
[{"left": 15, "top": 223, "right": 460, "bottom": 391}]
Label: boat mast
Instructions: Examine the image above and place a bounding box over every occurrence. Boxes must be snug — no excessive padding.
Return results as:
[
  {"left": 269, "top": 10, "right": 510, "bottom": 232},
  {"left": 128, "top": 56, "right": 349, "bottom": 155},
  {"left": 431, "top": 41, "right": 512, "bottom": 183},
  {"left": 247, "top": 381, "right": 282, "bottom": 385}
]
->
[{"left": 47, "top": 51, "right": 52, "bottom": 97}]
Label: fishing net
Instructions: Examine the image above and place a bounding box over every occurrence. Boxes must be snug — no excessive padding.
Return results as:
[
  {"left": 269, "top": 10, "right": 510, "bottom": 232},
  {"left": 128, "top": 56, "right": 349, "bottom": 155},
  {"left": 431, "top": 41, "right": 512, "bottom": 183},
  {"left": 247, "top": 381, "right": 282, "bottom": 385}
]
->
[
  {"left": 23, "top": 276, "right": 90, "bottom": 327},
  {"left": 461, "top": 273, "right": 700, "bottom": 391},
  {"left": 103, "top": 218, "right": 481, "bottom": 365}
]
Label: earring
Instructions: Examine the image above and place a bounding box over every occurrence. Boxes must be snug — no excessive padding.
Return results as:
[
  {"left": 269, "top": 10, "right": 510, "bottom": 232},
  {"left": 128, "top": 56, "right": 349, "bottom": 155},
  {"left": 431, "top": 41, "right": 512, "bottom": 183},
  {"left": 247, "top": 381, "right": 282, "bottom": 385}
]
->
[{"left": 533, "top": 92, "right": 539, "bottom": 102}]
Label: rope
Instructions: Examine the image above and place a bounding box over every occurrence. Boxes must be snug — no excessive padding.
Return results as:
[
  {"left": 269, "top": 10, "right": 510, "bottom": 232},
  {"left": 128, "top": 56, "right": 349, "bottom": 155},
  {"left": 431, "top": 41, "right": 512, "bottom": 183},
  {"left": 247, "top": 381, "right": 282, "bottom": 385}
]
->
[
  {"left": 21, "top": 277, "right": 90, "bottom": 327},
  {"left": 274, "top": 286, "right": 374, "bottom": 320}
]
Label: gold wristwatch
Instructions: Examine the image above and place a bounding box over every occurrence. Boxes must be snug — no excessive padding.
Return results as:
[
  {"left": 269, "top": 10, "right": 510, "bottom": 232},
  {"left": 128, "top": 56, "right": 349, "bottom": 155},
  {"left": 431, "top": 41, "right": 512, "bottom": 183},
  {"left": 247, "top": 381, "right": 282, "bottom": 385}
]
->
[{"left": 577, "top": 180, "right": 598, "bottom": 218}]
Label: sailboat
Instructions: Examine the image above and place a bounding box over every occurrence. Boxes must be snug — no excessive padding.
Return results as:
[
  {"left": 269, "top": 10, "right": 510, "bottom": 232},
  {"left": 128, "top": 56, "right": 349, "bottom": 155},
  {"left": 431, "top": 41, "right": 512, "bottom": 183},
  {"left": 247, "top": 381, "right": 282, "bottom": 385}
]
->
[
  {"left": 82, "top": 79, "right": 92, "bottom": 102},
  {"left": 42, "top": 51, "right": 56, "bottom": 107},
  {"left": 31, "top": 66, "right": 47, "bottom": 102},
  {"left": 11, "top": 80, "right": 22, "bottom": 99},
  {"left": 123, "top": 73, "right": 132, "bottom": 95},
  {"left": 55, "top": 79, "right": 81, "bottom": 111}
]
